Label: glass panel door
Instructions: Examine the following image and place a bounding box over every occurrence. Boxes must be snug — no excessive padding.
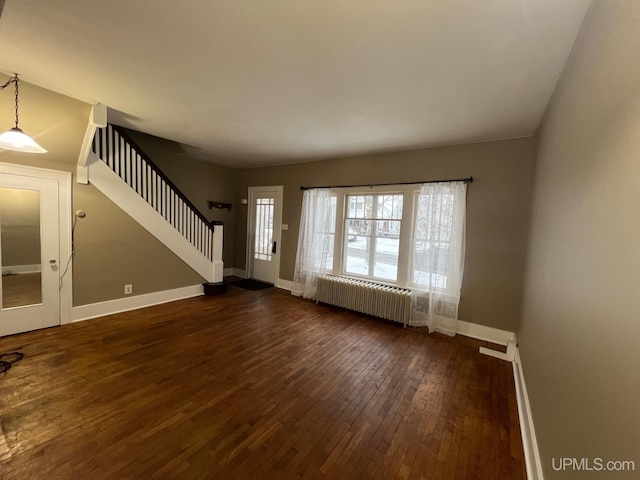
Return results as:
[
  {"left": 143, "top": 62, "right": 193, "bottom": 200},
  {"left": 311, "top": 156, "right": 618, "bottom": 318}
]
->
[
  {"left": 248, "top": 186, "right": 282, "bottom": 285},
  {"left": 254, "top": 197, "right": 275, "bottom": 262},
  {"left": 0, "top": 173, "right": 60, "bottom": 337}
]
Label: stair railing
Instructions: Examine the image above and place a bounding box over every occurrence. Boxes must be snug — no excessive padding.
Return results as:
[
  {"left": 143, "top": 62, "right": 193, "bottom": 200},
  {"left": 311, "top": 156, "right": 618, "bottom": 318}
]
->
[{"left": 92, "top": 124, "right": 214, "bottom": 261}]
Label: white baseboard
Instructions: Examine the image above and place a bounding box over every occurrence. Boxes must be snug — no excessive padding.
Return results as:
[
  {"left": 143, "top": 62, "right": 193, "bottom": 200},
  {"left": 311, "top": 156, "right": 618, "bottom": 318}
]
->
[
  {"left": 513, "top": 348, "right": 544, "bottom": 480},
  {"left": 226, "top": 269, "right": 289, "bottom": 289},
  {"left": 277, "top": 278, "right": 293, "bottom": 291},
  {"left": 456, "top": 319, "right": 515, "bottom": 346},
  {"left": 479, "top": 337, "right": 517, "bottom": 361},
  {"left": 2, "top": 264, "right": 41, "bottom": 275},
  {"left": 233, "top": 268, "right": 247, "bottom": 278},
  {"left": 72, "top": 284, "right": 204, "bottom": 323}
]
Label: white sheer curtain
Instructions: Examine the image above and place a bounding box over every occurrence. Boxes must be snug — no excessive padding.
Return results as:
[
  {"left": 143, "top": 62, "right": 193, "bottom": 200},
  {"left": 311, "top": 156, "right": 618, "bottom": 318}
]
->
[
  {"left": 292, "top": 188, "right": 335, "bottom": 299},
  {"left": 409, "top": 181, "right": 467, "bottom": 335}
]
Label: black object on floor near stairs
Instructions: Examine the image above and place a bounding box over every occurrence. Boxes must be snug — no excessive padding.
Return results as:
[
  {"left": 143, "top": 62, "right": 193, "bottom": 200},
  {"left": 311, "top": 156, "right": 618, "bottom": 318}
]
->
[
  {"left": 203, "top": 282, "right": 228, "bottom": 296},
  {"left": 231, "top": 279, "right": 274, "bottom": 291}
]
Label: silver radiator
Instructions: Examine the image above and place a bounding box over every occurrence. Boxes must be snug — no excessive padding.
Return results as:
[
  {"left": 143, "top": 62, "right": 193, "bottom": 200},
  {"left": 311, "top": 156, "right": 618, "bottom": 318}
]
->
[{"left": 316, "top": 275, "right": 411, "bottom": 326}]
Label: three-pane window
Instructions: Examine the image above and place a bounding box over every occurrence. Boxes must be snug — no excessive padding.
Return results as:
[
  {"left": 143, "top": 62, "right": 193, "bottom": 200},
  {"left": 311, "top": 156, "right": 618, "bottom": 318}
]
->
[
  {"left": 344, "top": 193, "right": 403, "bottom": 281},
  {"left": 319, "top": 186, "right": 460, "bottom": 292}
]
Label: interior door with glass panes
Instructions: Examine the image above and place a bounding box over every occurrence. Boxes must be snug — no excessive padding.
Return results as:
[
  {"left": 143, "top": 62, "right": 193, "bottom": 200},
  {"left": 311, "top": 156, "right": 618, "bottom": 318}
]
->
[
  {"left": 247, "top": 186, "right": 282, "bottom": 285},
  {"left": 0, "top": 174, "right": 60, "bottom": 337}
]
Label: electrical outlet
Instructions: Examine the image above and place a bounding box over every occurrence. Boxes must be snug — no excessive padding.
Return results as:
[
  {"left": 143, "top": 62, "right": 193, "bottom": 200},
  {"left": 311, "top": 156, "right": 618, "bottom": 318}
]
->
[{"left": 124, "top": 284, "right": 133, "bottom": 295}]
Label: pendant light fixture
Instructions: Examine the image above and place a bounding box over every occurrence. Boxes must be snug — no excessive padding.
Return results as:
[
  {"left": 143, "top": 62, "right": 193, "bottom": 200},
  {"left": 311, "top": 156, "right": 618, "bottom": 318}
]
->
[{"left": 0, "top": 74, "right": 47, "bottom": 153}]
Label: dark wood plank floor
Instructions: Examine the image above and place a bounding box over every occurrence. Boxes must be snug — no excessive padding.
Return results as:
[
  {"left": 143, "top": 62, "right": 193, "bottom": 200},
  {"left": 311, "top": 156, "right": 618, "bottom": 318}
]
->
[
  {"left": 0, "top": 284, "right": 526, "bottom": 479},
  {"left": 2, "top": 272, "right": 42, "bottom": 309}
]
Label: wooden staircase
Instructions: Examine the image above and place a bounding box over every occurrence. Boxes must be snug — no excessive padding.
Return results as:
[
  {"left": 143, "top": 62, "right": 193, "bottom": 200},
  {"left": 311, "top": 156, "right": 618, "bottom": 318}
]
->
[{"left": 83, "top": 123, "right": 223, "bottom": 283}]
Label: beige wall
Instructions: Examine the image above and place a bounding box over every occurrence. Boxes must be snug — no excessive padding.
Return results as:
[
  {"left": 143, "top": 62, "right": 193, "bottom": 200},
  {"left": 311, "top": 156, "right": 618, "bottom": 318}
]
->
[
  {"left": 0, "top": 78, "right": 207, "bottom": 305},
  {"left": 519, "top": 2, "right": 640, "bottom": 478},
  {"left": 0, "top": 73, "right": 91, "bottom": 168},
  {"left": 72, "top": 183, "right": 205, "bottom": 305},
  {"left": 236, "top": 137, "right": 536, "bottom": 332},
  {"left": 123, "top": 129, "right": 237, "bottom": 268}
]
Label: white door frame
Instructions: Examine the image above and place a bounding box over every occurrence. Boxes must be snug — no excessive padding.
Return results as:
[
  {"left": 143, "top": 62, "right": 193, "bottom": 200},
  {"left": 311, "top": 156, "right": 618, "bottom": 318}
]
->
[
  {"left": 245, "top": 185, "right": 283, "bottom": 285},
  {"left": 0, "top": 162, "right": 72, "bottom": 325}
]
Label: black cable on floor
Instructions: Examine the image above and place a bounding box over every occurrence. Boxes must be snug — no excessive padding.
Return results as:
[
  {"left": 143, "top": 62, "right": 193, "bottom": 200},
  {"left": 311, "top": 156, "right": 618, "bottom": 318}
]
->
[{"left": 0, "top": 351, "right": 24, "bottom": 375}]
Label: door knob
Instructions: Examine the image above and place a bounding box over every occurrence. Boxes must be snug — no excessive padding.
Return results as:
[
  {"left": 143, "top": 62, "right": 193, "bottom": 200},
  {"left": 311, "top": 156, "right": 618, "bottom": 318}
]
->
[{"left": 49, "top": 259, "right": 57, "bottom": 265}]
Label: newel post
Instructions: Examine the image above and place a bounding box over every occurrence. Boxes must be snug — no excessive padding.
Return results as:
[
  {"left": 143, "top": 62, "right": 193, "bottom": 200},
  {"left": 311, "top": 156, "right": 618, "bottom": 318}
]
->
[{"left": 212, "top": 223, "right": 224, "bottom": 283}]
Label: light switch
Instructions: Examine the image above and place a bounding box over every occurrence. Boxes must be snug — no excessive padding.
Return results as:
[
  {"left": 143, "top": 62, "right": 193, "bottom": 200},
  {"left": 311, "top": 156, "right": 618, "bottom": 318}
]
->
[{"left": 282, "top": 224, "right": 289, "bottom": 230}]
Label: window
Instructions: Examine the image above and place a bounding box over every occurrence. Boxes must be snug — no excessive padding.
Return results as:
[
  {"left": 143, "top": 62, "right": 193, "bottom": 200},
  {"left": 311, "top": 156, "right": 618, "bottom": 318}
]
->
[
  {"left": 294, "top": 182, "right": 465, "bottom": 292},
  {"left": 293, "top": 182, "right": 466, "bottom": 330},
  {"left": 344, "top": 193, "right": 403, "bottom": 281},
  {"left": 412, "top": 191, "right": 456, "bottom": 291},
  {"left": 317, "top": 195, "right": 337, "bottom": 269},
  {"left": 254, "top": 197, "right": 275, "bottom": 261},
  {"left": 322, "top": 183, "right": 464, "bottom": 292}
]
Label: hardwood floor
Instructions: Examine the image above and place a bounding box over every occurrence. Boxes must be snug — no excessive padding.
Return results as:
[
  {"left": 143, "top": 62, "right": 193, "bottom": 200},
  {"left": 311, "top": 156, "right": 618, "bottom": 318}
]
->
[
  {"left": 1, "top": 272, "right": 42, "bottom": 309},
  {"left": 0, "top": 285, "right": 526, "bottom": 479}
]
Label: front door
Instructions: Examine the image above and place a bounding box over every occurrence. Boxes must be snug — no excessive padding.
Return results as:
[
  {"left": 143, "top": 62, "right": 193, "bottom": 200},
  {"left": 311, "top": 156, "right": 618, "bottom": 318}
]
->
[
  {"left": 247, "top": 186, "right": 282, "bottom": 285},
  {"left": 0, "top": 174, "right": 60, "bottom": 336}
]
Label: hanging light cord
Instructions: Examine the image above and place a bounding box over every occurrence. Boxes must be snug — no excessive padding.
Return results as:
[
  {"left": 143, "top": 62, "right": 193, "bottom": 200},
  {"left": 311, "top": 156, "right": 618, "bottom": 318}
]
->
[
  {"left": 59, "top": 214, "right": 78, "bottom": 289},
  {"left": 0, "top": 74, "right": 17, "bottom": 90},
  {"left": 0, "top": 74, "right": 20, "bottom": 128},
  {"left": 13, "top": 75, "right": 19, "bottom": 128}
]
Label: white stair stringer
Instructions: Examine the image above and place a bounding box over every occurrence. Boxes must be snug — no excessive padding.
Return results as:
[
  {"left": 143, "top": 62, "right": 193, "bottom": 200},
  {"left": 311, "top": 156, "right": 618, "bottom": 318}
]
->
[{"left": 87, "top": 157, "right": 223, "bottom": 283}]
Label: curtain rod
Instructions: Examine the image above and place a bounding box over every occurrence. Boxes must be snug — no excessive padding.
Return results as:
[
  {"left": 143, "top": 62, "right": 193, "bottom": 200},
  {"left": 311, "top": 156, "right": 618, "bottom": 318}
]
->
[{"left": 300, "top": 176, "right": 473, "bottom": 191}]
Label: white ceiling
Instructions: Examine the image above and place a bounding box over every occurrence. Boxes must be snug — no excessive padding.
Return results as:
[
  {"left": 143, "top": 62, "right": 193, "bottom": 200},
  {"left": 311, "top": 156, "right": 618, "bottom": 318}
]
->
[{"left": 0, "top": 0, "right": 591, "bottom": 168}]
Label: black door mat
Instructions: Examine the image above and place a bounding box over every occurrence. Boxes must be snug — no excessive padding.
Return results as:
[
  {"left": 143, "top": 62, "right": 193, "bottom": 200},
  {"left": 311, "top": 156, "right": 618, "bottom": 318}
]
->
[{"left": 231, "top": 279, "right": 274, "bottom": 291}]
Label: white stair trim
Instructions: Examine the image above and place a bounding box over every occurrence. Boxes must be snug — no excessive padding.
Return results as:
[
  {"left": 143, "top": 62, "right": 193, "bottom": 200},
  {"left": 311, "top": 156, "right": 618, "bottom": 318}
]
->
[
  {"left": 77, "top": 104, "right": 107, "bottom": 184},
  {"left": 88, "top": 159, "right": 219, "bottom": 282}
]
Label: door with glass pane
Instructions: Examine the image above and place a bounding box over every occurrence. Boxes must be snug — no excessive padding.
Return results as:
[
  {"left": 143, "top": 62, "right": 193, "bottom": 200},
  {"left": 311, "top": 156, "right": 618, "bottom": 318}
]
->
[
  {"left": 247, "top": 186, "right": 282, "bottom": 284},
  {"left": 0, "top": 174, "right": 60, "bottom": 337}
]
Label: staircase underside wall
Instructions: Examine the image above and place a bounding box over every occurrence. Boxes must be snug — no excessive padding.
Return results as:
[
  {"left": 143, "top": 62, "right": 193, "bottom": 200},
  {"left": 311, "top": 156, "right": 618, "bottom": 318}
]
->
[{"left": 72, "top": 182, "right": 206, "bottom": 305}]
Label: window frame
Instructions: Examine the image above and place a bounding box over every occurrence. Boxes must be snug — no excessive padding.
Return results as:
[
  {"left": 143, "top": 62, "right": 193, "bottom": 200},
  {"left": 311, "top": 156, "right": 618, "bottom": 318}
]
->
[
  {"left": 325, "top": 184, "right": 461, "bottom": 294},
  {"left": 327, "top": 185, "right": 415, "bottom": 288},
  {"left": 342, "top": 192, "right": 404, "bottom": 283}
]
